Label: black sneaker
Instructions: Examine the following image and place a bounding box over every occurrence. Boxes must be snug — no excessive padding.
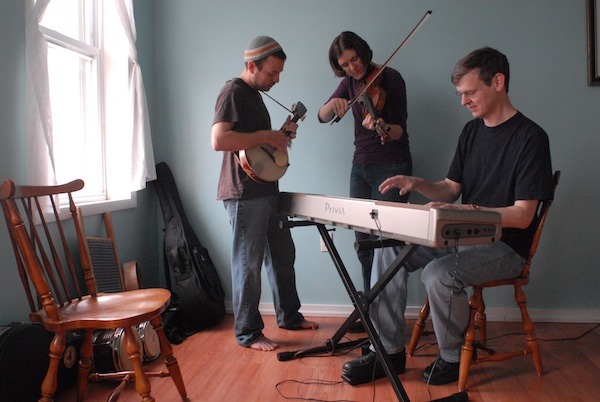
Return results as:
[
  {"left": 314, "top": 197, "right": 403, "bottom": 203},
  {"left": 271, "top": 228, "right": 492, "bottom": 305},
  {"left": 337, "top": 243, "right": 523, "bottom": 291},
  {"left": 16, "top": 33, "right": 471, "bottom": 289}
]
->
[
  {"left": 341, "top": 350, "right": 406, "bottom": 385},
  {"left": 422, "top": 358, "right": 460, "bottom": 385}
]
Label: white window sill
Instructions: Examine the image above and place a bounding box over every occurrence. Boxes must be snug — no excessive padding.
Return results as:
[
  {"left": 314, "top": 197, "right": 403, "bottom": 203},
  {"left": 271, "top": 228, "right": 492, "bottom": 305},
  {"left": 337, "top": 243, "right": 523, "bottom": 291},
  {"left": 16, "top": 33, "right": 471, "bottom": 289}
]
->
[{"left": 77, "top": 193, "right": 137, "bottom": 217}]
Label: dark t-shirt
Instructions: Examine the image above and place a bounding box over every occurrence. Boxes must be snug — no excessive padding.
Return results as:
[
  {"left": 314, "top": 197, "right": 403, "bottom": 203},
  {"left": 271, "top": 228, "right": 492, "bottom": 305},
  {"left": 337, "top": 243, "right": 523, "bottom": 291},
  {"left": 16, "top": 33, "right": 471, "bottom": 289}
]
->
[
  {"left": 447, "top": 111, "right": 553, "bottom": 257},
  {"left": 213, "top": 78, "right": 279, "bottom": 200},
  {"left": 322, "top": 65, "right": 411, "bottom": 165}
]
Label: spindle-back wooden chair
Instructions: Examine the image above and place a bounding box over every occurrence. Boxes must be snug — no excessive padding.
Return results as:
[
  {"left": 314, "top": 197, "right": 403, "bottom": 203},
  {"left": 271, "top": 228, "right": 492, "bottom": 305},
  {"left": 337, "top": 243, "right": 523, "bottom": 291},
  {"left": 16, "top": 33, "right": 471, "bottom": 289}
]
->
[{"left": 0, "top": 179, "right": 187, "bottom": 401}]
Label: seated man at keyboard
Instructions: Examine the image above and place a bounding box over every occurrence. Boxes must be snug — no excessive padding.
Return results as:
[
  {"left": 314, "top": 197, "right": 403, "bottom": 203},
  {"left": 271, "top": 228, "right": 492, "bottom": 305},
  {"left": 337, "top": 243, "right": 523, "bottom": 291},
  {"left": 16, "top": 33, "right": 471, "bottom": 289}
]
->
[{"left": 340, "top": 47, "right": 553, "bottom": 386}]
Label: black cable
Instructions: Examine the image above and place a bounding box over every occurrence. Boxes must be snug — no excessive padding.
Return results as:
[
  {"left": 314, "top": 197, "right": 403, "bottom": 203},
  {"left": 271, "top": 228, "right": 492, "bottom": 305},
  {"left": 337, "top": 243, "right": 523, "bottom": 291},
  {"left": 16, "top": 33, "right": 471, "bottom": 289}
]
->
[
  {"left": 408, "top": 317, "right": 600, "bottom": 352},
  {"left": 538, "top": 322, "right": 600, "bottom": 341},
  {"left": 369, "top": 215, "right": 385, "bottom": 402},
  {"left": 481, "top": 321, "right": 600, "bottom": 343},
  {"left": 275, "top": 378, "right": 358, "bottom": 402}
]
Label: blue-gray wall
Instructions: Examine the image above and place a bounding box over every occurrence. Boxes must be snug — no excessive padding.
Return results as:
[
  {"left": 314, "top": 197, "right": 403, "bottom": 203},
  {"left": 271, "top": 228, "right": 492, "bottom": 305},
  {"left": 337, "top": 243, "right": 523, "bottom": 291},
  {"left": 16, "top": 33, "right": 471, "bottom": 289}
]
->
[
  {"left": 0, "top": 0, "right": 159, "bottom": 322},
  {"left": 1, "top": 0, "right": 599, "bottom": 324}
]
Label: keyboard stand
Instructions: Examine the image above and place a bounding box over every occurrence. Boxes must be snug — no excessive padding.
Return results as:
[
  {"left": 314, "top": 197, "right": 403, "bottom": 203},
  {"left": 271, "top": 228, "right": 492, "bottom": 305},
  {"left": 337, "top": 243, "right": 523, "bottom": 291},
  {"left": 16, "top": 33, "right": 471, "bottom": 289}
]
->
[{"left": 278, "top": 221, "right": 415, "bottom": 402}]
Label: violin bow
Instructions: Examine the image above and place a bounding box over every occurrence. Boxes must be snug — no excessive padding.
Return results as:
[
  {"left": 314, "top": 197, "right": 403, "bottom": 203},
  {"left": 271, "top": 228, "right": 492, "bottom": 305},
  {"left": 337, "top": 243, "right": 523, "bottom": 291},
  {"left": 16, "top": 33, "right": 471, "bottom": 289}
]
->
[{"left": 331, "top": 10, "right": 433, "bottom": 125}]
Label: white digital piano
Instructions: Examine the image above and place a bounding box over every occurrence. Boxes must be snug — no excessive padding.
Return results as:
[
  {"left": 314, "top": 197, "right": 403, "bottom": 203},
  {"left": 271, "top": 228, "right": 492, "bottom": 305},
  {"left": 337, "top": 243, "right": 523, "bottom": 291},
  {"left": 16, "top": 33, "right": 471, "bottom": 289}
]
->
[
  {"left": 277, "top": 192, "right": 502, "bottom": 402},
  {"left": 278, "top": 192, "right": 502, "bottom": 247}
]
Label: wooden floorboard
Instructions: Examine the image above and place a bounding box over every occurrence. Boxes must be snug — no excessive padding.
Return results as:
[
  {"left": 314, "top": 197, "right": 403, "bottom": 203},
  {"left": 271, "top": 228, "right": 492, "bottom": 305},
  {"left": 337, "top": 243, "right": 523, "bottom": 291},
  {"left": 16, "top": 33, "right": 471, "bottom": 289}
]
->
[{"left": 55, "top": 314, "right": 600, "bottom": 401}]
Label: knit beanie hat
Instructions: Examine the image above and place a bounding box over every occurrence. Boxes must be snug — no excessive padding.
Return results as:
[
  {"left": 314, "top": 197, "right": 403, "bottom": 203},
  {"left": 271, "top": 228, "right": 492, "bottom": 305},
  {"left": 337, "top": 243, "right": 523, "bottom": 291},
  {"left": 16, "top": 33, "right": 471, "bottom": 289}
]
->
[{"left": 244, "top": 36, "right": 282, "bottom": 62}]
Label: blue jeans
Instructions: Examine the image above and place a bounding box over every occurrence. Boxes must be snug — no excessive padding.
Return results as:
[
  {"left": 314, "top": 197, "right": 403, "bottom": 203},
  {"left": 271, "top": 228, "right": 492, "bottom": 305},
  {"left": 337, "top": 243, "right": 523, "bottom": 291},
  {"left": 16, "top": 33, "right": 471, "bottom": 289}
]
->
[
  {"left": 370, "top": 242, "right": 525, "bottom": 361},
  {"left": 350, "top": 162, "right": 412, "bottom": 291},
  {"left": 224, "top": 195, "right": 304, "bottom": 347}
]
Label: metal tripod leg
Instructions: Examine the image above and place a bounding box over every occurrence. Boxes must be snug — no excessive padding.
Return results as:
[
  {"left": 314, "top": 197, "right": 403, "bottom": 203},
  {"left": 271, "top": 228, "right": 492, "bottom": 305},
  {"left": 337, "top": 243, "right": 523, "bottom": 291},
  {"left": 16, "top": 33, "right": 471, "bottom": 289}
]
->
[{"left": 278, "top": 222, "right": 414, "bottom": 402}]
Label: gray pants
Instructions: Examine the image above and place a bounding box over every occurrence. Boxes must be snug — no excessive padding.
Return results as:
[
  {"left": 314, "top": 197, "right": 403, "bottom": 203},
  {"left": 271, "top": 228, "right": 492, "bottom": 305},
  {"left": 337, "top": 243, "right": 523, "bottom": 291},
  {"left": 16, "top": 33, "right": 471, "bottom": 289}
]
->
[{"left": 369, "top": 241, "right": 524, "bottom": 362}]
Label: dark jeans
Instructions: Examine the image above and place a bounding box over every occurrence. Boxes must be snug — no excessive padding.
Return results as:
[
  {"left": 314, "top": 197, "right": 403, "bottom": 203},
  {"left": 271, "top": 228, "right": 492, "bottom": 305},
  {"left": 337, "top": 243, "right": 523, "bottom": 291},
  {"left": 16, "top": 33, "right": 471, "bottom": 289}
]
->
[
  {"left": 224, "top": 195, "right": 304, "bottom": 347},
  {"left": 349, "top": 162, "right": 412, "bottom": 292}
]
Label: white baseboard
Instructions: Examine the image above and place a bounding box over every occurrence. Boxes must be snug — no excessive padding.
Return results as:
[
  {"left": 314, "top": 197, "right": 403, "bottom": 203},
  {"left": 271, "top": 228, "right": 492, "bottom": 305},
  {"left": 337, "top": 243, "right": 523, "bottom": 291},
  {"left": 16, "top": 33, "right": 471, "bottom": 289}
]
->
[{"left": 224, "top": 302, "right": 600, "bottom": 324}]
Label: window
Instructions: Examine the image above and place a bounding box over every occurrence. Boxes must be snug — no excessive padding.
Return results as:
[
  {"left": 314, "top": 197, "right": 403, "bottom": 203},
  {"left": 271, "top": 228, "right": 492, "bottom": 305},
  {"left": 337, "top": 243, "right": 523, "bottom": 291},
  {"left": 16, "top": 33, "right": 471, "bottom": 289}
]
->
[
  {"left": 41, "top": 0, "right": 105, "bottom": 203},
  {"left": 27, "top": 0, "right": 155, "bottom": 212}
]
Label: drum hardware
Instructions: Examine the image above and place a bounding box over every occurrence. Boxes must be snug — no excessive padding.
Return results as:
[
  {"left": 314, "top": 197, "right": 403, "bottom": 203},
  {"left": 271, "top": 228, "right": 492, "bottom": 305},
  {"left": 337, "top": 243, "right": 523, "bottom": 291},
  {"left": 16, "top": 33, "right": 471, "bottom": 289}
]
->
[
  {"left": 137, "top": 321, "right": 161, "bottom": 362},
  {"left": 89, "top": 322, "right": 170, "bottom": 399},
  {"left": 91, "top": 321, "right": 161, "bottom": 375}
]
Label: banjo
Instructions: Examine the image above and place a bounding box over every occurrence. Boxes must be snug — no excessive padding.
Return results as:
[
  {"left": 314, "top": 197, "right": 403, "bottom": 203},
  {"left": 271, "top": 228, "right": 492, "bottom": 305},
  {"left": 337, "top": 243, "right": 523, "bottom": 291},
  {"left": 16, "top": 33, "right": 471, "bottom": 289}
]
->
[{"left": 237, "top": 101, "right": 307, "bottom": 183}]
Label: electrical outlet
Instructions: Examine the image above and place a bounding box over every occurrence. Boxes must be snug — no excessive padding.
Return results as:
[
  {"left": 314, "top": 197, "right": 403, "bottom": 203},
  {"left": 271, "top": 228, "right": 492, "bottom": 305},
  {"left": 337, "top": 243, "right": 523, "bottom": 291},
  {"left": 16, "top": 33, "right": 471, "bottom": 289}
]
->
[{"left": 320, "top": 231, "right": 333, "bottom": 252}]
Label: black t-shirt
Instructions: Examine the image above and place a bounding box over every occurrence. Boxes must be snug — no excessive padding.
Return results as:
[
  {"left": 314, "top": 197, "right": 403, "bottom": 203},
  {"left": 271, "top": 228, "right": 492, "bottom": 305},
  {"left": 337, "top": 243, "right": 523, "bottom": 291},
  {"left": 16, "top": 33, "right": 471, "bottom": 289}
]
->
[
  {"left": 213, "top": 78, "right": 279, "bottom": 200},
  {"left": 447, "top": 112, "right": 553, "bottom": 257}
]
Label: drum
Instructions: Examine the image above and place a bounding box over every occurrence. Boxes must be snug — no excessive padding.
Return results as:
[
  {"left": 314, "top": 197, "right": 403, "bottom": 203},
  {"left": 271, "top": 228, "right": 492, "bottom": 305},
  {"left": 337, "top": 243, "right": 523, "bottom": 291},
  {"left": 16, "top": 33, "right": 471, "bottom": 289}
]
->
[
  {"left": 92, "top": 327, "right": 142, "bottom": 373},
  {"left": 136, "top": 321, "right": 161, "bottom": 362}
]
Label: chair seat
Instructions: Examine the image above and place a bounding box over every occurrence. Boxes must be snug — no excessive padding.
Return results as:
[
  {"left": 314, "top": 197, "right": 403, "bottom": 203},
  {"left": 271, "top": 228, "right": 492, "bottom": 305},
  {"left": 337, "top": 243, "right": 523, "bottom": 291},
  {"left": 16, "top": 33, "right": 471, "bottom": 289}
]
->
[{"left": 37, "top": 288, "right": 172, "bottom": 333}]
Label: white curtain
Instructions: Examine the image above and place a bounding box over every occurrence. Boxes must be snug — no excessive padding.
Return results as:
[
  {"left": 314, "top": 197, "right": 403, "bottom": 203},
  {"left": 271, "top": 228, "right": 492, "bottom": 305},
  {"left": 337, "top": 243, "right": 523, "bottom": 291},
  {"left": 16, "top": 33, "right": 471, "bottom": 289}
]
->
[
  {"left": 25, "top": 0, "right": 55, "bottom": 185},
  {"left": 114, "top": 0, "right": 157, "bottom": 190},
  {"left": 24, "top": 0, "right": 156, "bottom": 191}
]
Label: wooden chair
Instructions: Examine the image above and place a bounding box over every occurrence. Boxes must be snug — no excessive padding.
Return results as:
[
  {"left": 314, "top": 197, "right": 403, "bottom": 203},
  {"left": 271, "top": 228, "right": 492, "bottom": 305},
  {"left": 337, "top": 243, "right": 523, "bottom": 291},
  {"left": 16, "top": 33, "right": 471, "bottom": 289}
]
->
[
  {"left": 407, "top": 170, "right": 560, "bottom": 391},
  {"left": 0, "top": 179, "right": 187, "bottom": 402}
]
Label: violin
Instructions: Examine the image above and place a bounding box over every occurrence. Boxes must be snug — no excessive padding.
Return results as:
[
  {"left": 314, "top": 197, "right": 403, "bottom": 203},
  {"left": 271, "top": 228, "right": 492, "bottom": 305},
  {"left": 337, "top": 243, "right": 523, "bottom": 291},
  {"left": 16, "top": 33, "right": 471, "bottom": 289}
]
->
[
  {"left": 359, "top": 65, "right": 391, "bottom": 144},
  {"left": 330, "top": 10, "right": 432, "bottom": 129}
]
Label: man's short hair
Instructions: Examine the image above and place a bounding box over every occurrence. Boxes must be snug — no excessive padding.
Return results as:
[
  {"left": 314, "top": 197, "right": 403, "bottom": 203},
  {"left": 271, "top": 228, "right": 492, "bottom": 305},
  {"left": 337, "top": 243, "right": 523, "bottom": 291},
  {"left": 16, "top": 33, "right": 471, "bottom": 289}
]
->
[{"left": 451, "top": 47, "right": 510, "bottom": 92}]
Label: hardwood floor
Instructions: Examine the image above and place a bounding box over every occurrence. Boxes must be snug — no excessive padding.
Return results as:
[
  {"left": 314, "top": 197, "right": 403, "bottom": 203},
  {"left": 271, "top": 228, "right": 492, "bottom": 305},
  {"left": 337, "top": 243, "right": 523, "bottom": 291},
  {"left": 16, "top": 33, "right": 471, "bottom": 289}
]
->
[{"left": 55, "top": 314, "right": 600, "bottom": 401}]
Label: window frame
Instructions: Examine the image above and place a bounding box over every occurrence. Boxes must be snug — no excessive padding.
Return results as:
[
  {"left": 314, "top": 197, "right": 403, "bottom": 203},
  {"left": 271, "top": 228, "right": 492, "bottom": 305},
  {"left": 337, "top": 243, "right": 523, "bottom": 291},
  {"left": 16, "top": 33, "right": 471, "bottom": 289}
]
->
[{"left": 38, "top": 0, "right": 138, "bottom": 215}]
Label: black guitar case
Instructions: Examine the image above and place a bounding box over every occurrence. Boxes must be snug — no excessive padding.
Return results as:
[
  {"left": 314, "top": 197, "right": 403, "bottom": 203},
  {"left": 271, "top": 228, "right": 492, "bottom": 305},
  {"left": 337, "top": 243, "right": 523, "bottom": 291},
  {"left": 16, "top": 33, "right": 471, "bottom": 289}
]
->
[
  {"left": 0, "top": 323, "right": 83, "bottom": 401},
  {"left": 154, "top": 162, "right": 225, "bottom": 343}
]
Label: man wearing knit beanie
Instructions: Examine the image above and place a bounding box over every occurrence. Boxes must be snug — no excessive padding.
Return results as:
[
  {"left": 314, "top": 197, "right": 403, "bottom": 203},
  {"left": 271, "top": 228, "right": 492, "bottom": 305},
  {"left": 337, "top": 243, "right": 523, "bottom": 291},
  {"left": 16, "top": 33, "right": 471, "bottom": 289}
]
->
[
  {"left": 243, "top": 35, "right": 283, "bottom": 63},
  {"left": 211, "top": 36, "right": 318, "bottom": 352}
]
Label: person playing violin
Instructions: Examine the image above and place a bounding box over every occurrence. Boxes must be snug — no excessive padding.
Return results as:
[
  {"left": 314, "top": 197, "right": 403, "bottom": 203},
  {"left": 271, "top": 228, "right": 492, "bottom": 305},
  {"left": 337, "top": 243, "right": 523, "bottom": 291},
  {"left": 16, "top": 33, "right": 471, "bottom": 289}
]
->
[{"left": 318, "top": 31, "right": 413, "bottom": 337}]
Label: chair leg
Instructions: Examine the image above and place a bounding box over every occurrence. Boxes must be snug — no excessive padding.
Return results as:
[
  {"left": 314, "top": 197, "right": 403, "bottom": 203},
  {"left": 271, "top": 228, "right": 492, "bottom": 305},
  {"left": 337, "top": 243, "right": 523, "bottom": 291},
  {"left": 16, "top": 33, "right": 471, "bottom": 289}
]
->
[
  {"left": 77, "top": 330, "right": 94, "bottom": 402},
  {"left": 476, "top": 297, "right": 487, "bottom": 345},
  {"left": 39, "top": 332, "right": 66, "bottom": 402},
  {"left": 515, "top": 284, "right": 543, "bottom": 375},
  {"left": 150, "top": 316, "right": 187, "bottom": 399},
  {"left": 407, "top": 297, "right": 430, "bottom": 356},
  {"left": 459, "top": 288, "right": 482, "bottom": 391},
  {"left": 123, "top": 326, "right": 154, "bottom": 402}
]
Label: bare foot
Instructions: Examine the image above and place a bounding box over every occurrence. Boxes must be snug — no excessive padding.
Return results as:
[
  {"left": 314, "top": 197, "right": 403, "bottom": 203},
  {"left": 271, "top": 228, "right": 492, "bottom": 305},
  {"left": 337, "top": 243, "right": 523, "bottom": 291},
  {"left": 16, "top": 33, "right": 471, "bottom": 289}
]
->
[
  {"left": 298, "top": 319, "right": 319, "bottom": 329},
  {"left": 249, "top": 335, "right": 279, "bottom": 351}
]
